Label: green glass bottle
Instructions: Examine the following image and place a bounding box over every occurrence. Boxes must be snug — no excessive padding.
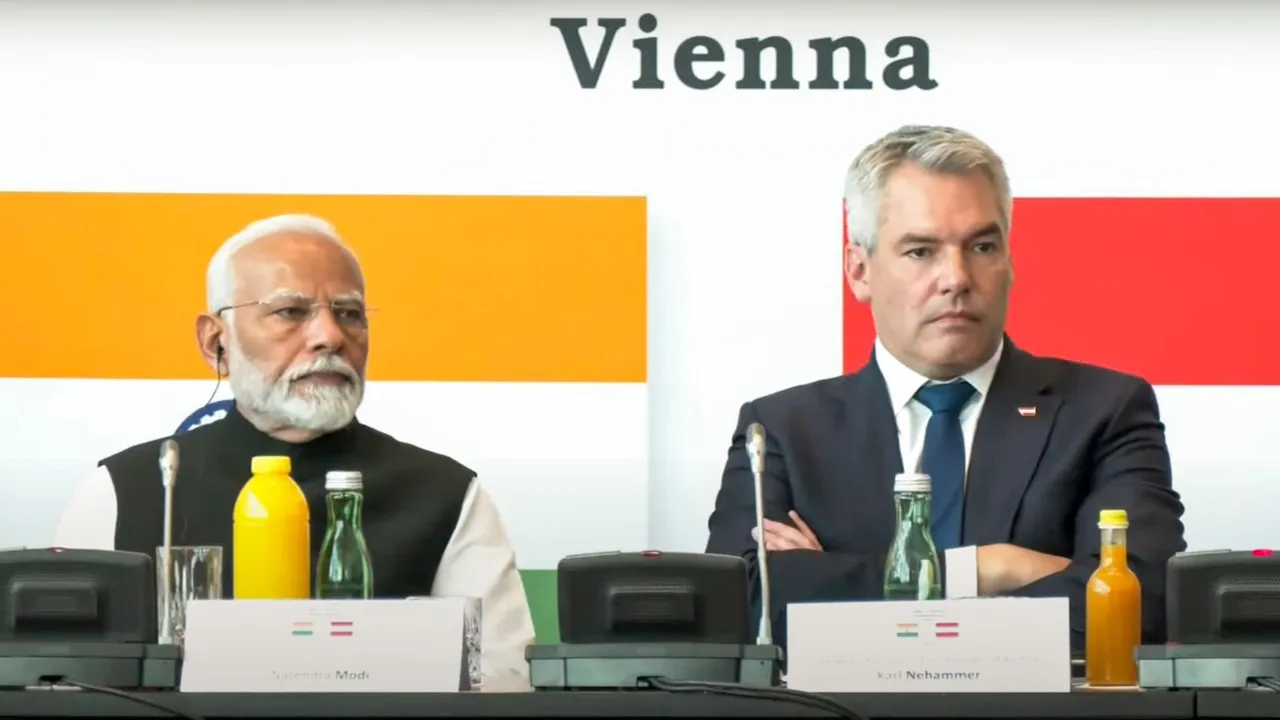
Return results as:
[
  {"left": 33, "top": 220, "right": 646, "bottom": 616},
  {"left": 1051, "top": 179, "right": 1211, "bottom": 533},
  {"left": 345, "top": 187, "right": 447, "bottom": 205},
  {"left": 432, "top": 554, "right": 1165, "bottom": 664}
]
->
[
  {"left": 315, "top": 470, "right": 374, "bottom": 599},
  {"left": 883, "top": 473, "right": 942, "bottom": 601}
]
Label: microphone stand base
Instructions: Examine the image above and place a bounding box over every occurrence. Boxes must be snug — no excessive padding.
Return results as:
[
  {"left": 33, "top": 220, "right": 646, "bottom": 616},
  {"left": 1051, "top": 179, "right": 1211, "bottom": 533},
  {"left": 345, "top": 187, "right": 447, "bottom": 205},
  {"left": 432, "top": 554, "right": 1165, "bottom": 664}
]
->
[
  {"left": 0, "top": 642, "right": 182, "bottom": 690},
  {"left": 527, "top": 642, "right": 783, "bottom": 690}
]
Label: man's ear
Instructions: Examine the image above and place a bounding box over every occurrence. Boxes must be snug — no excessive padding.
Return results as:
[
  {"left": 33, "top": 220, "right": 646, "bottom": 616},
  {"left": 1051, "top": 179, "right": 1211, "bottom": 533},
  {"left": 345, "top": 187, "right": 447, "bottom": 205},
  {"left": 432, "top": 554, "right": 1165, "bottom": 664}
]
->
[
  {"left": 195, "top": 313, "right": 226, "bottom": 375},
  {"left": 845, "top": 242, "right": 872, "bottom": 303}
]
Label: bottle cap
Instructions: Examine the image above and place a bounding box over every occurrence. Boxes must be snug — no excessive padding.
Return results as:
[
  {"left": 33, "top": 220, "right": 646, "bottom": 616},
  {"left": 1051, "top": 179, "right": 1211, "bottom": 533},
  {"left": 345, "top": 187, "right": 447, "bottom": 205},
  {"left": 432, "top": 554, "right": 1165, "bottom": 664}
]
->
[
  {"left": 325, "top": 470, "right": 363, "bottom": 491},
  {"left": 894, "top": 473, "right": 931, "bottom": 493},
  {"left": 251, "top": 456, "right": 292, "bottom": 474},
  {"left": 1098, "top": 509, "right": 1129, "bottom": 528}
]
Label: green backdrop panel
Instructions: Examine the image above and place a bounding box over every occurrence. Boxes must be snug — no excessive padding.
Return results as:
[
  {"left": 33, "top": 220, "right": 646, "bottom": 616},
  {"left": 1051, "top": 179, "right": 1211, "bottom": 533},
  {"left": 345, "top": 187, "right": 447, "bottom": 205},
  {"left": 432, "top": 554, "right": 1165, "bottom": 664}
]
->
[{"left": 519, "top": 569, "right": 559, "bottom": 644}]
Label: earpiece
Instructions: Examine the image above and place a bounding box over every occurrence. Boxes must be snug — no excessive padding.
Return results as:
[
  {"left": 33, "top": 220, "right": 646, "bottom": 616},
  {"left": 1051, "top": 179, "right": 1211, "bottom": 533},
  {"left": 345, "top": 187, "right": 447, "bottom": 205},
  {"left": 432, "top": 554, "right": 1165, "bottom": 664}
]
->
[{"left": 202, "top": 340, "right": 227, "bottom": 406}]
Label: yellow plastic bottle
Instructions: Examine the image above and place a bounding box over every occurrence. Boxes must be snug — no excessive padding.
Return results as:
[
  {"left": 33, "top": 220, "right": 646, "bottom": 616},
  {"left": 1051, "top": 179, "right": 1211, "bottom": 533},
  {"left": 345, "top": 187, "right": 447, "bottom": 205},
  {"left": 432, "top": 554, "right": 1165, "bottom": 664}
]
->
[
  {"left": 233, "top": 456, "right": 311, "bottom": 599},
  {"left": 1085, "top": 509, "right": 1142, "bottom": 687}
]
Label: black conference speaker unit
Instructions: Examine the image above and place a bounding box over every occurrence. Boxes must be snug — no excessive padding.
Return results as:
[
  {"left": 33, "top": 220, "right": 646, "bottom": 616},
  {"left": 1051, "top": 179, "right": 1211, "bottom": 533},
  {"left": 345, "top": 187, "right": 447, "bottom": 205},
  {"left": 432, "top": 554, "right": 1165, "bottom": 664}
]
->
[
  {"left": 1138, "top": 548, "right": 1280, "bottom": 689},
  {"left": 0, "top": 548, "right": 181, "bottom": 689},
  {"left": 525, "top": 550, "right": 783, "bottom": 690}
]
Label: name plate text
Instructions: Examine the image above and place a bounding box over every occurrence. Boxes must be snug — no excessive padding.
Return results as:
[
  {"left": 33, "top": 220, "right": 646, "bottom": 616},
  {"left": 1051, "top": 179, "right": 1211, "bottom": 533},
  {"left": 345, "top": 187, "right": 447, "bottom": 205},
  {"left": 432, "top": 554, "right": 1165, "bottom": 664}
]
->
[
  {"left": 180, "top": 598, "right": 465, "bottom": 693},
  {"left": 786, "top": 597, "right": 1071, "bottom": 693}
]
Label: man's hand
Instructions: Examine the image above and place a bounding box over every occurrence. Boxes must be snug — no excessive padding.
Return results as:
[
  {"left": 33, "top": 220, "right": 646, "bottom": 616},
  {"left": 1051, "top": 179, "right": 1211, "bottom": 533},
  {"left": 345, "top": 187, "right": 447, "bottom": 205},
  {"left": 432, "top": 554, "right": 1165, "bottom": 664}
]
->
[
  {"left": 977, "top": 544, "right": 1071, "bottom": 596},
  {"left": 752, "top": 511, "right": 824, "bottom": 552}
]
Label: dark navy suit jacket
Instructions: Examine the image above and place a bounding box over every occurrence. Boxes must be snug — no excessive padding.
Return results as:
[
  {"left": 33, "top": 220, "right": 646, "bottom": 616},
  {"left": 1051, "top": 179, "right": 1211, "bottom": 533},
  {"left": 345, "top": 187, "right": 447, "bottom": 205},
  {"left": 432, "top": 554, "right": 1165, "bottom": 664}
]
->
[{"left": 705, "top": 338, "right": 1186, "bottom": 651}]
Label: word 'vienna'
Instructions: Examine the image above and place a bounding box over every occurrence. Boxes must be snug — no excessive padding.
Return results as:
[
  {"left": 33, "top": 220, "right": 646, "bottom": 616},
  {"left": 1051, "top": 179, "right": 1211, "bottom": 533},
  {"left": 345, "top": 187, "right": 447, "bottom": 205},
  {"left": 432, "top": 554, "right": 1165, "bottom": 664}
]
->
[{"left": 550, "top": 14, "right": 936, "bottom": 91}]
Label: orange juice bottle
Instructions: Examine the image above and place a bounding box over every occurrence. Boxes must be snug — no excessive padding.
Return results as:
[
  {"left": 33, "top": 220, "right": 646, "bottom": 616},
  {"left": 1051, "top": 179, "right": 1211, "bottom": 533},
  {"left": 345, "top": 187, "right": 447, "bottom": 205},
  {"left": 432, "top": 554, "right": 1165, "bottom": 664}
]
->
[
  {"left": 1085, "top": 509, "right": 1142, "bottom": 686},
  {"left": 233, "top": 455, "right": 311, "bottom": 599}
]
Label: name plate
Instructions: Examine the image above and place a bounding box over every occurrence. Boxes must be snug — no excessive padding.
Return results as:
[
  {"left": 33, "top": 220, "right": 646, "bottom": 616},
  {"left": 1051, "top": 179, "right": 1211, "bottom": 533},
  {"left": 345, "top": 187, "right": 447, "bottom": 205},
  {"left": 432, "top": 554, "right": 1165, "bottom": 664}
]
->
[
  {"left": 786, "top": 597, "right": 1071, "bottom": 693},
  {"left": 180, "top": 598, "right": 465, "bottom": 693}
]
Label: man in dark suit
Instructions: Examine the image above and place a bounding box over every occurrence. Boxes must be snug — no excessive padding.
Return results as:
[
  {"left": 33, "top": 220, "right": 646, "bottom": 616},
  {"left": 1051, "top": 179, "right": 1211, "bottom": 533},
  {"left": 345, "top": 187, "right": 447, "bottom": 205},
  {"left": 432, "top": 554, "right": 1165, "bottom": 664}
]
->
[{"left": 705, "top": 124, "right": 1186, "bottom": 652}]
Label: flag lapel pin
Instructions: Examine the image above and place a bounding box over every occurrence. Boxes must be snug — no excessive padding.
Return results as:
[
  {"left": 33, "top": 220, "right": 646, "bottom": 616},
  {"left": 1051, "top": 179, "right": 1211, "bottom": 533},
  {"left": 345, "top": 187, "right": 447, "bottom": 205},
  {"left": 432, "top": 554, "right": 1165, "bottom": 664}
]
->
[{"left": 1017, "top": 406, "right": 1037, "bottom": 418}]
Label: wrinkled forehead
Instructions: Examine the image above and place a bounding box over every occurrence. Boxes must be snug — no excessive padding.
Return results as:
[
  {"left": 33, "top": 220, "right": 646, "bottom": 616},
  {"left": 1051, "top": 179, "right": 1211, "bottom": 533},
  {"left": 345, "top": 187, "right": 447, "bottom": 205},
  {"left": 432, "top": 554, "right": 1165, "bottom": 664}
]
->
[{"left": 231, "top": 232, "right": 364, "bottom": 303}]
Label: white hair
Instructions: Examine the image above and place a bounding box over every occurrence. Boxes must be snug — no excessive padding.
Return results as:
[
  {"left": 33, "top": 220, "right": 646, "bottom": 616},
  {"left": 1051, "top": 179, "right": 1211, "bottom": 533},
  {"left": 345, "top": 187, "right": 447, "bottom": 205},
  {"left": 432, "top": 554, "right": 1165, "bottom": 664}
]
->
[
  {"left": 843, "top": 125, "right": 1013, "bottom": 253},
  {"left": 227, "top": 342, "right": 364, "bottom": 433},
  {"left": 205, "top": 213, "right": 361, "bottom": 314}
]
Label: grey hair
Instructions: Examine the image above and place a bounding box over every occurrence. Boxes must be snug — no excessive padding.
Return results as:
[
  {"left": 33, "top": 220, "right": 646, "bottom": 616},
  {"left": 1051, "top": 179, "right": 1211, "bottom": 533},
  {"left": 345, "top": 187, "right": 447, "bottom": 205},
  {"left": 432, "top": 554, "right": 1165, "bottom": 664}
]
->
[
  {"left": 843, "top": 125, "right": 1013, "bottom": 253},
  {"left": 205, "top": 213, "right": 362, "bottom": 313}
]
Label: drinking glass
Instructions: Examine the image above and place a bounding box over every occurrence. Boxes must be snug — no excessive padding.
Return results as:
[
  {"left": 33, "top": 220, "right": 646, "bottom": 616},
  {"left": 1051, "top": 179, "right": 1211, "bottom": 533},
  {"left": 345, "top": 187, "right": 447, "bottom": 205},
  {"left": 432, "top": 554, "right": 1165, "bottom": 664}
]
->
[
  {"left": 459, "top": 597, "right": 482, "bottom": 690},
  {"left": 409, "top": 596, "right": 482, "bottom": 690},
  {"left": 156, "top": 545, "right": 224, "bottom": 645}
]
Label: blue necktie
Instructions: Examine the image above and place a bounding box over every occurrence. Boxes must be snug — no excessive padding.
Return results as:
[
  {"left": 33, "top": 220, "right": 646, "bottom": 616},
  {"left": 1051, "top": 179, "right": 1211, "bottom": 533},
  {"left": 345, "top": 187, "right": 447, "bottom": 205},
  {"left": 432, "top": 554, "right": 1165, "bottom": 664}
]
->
[{"left": 914, "top": 381, "right": 976, "bottom": 551}]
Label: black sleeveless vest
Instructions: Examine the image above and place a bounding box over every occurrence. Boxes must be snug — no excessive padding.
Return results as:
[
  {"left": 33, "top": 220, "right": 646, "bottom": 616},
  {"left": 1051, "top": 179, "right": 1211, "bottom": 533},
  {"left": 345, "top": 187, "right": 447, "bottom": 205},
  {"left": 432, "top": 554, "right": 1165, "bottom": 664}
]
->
[{"left": 99, "top": 405, "right": 475, "bottom": 598}]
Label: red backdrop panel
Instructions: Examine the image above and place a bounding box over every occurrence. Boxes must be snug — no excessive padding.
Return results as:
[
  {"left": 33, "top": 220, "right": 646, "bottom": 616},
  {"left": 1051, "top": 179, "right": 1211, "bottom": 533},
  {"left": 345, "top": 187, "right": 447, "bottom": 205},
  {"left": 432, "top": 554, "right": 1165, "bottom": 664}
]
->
[{"left": 842, "top": 198, "right": 1280, "bottom": 385}]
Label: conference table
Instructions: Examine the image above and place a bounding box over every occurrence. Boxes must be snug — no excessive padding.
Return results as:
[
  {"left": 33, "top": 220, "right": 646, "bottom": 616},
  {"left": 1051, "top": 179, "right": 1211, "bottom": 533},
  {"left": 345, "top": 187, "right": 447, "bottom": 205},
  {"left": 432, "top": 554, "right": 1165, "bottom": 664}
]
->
[{"left": 10, "top": 687, "right": 1280, "bottom": 719}]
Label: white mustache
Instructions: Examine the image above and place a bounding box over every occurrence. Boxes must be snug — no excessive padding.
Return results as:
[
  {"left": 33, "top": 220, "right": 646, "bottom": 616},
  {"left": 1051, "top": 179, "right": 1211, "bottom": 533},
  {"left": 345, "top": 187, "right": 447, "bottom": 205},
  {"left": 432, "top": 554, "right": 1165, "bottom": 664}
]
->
[{"left": 285, "top": 356, "right": 359, "bottom": 384}]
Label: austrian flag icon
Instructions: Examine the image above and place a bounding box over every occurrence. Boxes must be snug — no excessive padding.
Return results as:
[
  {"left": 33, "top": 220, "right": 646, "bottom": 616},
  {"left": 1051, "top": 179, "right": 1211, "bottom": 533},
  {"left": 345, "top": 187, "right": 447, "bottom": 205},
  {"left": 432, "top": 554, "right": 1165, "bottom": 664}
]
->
[{"left": 1017, "top": 406, "right": 1037, "bottom": 418}]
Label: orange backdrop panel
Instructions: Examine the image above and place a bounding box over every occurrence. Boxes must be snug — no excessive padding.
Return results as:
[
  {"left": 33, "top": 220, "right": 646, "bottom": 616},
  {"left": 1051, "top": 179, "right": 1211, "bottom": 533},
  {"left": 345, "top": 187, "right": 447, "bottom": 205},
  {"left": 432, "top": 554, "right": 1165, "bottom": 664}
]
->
[{"left": 1, "top": 192, "right": 647, "bottom": 383}]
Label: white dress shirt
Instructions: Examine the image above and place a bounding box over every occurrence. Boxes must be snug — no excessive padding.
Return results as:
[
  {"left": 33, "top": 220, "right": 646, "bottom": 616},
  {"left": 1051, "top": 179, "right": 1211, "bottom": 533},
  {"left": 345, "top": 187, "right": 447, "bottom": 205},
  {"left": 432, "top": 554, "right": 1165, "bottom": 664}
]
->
[
  {"left": 53, "top": 469, "right": 536, "bottom": 690},
  {"left": 874, "top": 337, "right": 1005, "bottom": 598}
]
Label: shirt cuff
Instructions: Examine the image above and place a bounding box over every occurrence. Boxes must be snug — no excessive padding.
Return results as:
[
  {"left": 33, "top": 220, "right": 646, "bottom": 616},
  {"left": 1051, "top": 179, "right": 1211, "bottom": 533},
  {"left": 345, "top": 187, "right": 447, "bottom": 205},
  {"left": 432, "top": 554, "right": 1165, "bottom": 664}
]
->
[{"left": 943, "top": 546, "right": 979, "bottom": 598}]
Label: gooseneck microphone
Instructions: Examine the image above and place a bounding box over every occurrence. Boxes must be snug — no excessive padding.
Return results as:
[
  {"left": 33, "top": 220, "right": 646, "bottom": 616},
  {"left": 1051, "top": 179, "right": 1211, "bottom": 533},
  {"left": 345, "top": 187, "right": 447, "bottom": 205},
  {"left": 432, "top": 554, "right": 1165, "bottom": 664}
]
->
[
  {"left": 745, "top": 422, "right": 773, "bottom": 647},
  {"left": 158, "top": 439, "right": 180, "bottom": 645}
]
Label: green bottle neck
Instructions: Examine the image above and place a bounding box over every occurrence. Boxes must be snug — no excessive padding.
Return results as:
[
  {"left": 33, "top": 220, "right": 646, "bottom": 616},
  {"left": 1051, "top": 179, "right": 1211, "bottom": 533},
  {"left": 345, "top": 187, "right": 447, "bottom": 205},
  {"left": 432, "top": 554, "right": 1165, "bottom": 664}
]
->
[
  {"left": 326, "top": 490, "right": 365, "bottom": 532},
  {"left": 894, "top": 491, "right": 931, "bottom": 526}
]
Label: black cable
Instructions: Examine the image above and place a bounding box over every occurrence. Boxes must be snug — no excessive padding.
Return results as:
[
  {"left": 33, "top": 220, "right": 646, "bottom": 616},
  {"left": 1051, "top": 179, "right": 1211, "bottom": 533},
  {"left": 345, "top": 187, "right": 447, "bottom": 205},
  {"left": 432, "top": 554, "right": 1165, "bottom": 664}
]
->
[
  {"left": 202, "top": 367, "right": 222, "bottom": 407},
  {"left": 53, "top": 678, "right": 204, "bottom": 720},
  {"left": 646, "top": 676, "right": 865, "bottom": 718}
]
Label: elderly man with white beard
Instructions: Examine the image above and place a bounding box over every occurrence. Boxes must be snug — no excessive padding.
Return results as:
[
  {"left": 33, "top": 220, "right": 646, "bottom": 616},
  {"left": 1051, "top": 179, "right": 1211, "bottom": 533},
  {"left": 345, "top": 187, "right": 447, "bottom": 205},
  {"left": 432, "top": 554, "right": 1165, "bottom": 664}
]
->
[{"left": 52, "top": 214, "right": 536, "bottom": 687}]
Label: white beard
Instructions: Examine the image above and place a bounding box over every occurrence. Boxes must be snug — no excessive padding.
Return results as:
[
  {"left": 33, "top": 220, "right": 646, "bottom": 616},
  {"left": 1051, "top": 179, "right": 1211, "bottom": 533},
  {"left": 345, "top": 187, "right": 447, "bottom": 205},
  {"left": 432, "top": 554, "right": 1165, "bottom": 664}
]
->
[{"left": 226, "top": 340, "right": 364, "bottom": 434}]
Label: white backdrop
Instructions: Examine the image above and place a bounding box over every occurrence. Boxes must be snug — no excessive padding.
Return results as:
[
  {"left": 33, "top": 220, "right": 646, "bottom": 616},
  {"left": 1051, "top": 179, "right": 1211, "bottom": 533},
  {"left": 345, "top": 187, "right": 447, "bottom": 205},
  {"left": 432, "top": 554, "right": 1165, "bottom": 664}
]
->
[{"left": 0, "top": 0, "right": 1276, "bottom": 562}]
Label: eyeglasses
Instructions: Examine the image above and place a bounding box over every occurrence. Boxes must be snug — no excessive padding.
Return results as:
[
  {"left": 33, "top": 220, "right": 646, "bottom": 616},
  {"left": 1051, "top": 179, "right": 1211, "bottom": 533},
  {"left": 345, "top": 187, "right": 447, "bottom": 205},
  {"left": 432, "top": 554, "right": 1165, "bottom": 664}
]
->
[{"left": 215, "top": 296, "right": 375, "bottom": 335}]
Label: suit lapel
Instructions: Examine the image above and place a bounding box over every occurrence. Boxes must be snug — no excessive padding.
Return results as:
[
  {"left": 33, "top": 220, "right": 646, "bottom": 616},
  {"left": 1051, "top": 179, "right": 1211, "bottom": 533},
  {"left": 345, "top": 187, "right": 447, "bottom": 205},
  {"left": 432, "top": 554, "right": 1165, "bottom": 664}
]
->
[
  {"left": 963, "top": 342, "right": 1063, "bottom": 546},
  {"left": 836, "top": 355, "right": 903, "bottom": 546}
]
